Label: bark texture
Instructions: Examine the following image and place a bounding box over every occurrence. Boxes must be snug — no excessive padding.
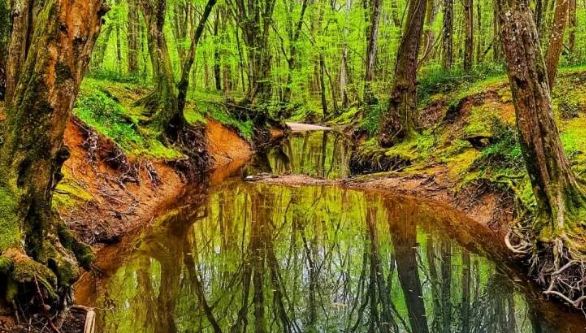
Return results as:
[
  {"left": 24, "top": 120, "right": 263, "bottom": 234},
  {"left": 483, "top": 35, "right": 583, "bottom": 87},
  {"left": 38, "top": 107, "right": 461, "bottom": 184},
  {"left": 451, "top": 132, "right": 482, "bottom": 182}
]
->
[
  {"left": 139, "top": 0, "right": 181, "bottom": 134},
  {"left": 463, "top": 0, "right": 474, "bottom": 72},
  {"left": 0, "top": 0, "right": 106, "bottom": 308},
  {"left": 442, "top": 0, "right": 453, "bottom": 70},
  {"left": 496, "top": 0, "right": 585, "bottom": 242},
  {"left": 379, "top": 0, "right": 427, "bottom": 147},
  {"left": 545, "top": 0, "right": 569, "bottom": 90},
  {"left": 363, "top": 0, "right": 382, "bottom": 105}
]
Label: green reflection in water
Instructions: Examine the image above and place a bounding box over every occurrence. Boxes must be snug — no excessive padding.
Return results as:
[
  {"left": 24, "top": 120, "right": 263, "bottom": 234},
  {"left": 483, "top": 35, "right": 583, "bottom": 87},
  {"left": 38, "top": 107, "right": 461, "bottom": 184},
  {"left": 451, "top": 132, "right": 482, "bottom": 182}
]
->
[
  {"left": 89, "top": 184, "right": 582, "bottom": 333},
  {"left": 246, "top": 131, "right": 351, "bottom": 179}
]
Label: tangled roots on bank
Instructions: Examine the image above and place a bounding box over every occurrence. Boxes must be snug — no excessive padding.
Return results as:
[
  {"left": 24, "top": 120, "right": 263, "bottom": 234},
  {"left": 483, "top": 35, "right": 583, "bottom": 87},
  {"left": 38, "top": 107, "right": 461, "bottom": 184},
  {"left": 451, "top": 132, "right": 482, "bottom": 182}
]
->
[{"left": 506, "top": 223, "right": 586, "bottom": 311}]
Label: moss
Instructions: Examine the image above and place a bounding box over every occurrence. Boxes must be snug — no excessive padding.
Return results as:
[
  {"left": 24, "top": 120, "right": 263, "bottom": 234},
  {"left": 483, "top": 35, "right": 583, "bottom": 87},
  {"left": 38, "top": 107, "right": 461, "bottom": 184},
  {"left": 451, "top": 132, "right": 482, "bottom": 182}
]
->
[
  {"left": 57, "top": 223, "right": 94, "bottom": 269},
  {"left": 0, "top": 187, "right": 22, "bottom": 251},
  {"left": 330, "top": 107, "right": 360, "bottom": 125},
  {"left": 444, "top": 149, "right": 480, "bottom": 179},
  {"left": 75, "top": 79, "right": 183, "bottom": 160},
  {"left": 384, "top": 132, "right": 435, "bottom": 161},
  {"left": 53, "top": 180, "right": 93, "bottom": 209}
]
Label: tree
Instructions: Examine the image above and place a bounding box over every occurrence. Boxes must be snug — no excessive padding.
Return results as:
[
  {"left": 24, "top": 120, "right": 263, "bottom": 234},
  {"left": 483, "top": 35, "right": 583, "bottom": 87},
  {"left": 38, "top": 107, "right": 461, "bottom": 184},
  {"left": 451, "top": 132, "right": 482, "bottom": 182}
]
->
[
  {"left": 127, "top": 0, "right": 141, "bottom": 75},
  {"left": 228, "top": 0, "right": 277, "bottom": 105},
  {"left": 379, "top": 0, "right": 428, "bottom": 147},
  {"left": 0, "top": 0, "right": 106, "bottom": 310},
  {"left": 496, "top": 0, "right": 586, "bottom": 307},
  {"left": 176, "top": 0, "right": 218, "bottom": 115},
  {"left": 364, "top": 0, "right": 382, "bottom": 105},
  {"left": 463, "top": 0, "right": 474, "bottom": 71},
  {"left": 442, "top": 0, "right": 454, "bottom": 70},
  {"left": 139, "top": 0, "right": 180, "bottom": 135},
  {"left": 545, "top": 0, "right": 570, "bottom": 90},
  {"left": 568, "top": 0, "right": 577, "bottom": 57},
  {"left": 0, "top": 0, "right": 8, "bottom": 100}
]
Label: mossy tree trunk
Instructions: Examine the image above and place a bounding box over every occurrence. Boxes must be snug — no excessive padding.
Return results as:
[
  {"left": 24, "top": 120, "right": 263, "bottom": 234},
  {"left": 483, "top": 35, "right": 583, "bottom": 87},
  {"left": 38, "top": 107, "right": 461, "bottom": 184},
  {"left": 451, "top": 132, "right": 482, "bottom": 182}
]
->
[
  {"left": 363, "top": 0, "right": 382, "bottom": 106},
  {"left": 0, "top": 0, "right": 9, "bottom": 100},
  {"left": 139, "top": 0, "right": 182, "bottom": 136},
  {"left": 0, "top": 0, "right": 106, "bottom": 309},
  {"left": 379, "top": 0, "right": 427, "bottom": 147},
  {"left": 127, "top": 0, "right": 141, "bottom": 75},
  {"left": 496, "top": 0, "right": 586, "bottom": 244},
  {"left": 442, "top": 0, "right": 454, "bottom": 70}
]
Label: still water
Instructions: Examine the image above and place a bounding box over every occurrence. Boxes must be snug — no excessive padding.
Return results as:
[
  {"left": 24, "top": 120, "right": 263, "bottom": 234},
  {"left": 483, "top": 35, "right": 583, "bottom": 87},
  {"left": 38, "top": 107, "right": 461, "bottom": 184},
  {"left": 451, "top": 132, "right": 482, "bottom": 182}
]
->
[
  {"left": 77, "top": 131, "right": 586, "bottom": 333},
  {"left": 246, "top": 130, "right": 351, "bottom": 179}
]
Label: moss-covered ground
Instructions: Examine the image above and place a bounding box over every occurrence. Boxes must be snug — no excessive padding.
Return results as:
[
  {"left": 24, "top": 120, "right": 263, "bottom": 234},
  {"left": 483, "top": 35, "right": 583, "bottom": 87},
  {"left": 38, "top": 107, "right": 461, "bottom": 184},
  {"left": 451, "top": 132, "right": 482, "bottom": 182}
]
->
[{"left": 340, "top": 67, "right": 586, "bottom": 213}]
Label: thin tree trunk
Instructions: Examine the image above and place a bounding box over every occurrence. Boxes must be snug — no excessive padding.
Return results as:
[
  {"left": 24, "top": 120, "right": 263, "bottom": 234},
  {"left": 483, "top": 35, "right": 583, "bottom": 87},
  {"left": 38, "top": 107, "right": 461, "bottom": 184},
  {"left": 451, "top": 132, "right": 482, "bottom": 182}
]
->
[
  {"left": 442, "top": 0, "right": 454, "bottom": 70},
  {"left": 545, "top": 0, "right": 570, "bottom": 90},
  {"left": 176, "top": 0, "right": 217, "bottom": 115},
  {"left": 128, "top": 0, "right": 140, "bottom": 75},
  {"left": 0, "top": 0, "right": 9, "bottom": 100},
  {"left": 463, "top": 0, "right": 474, "bottom": 71},
  {"left": 364, "top": 0, "right": 382, "bottom": 105},
  {"left": 568, "top": 0, "right": 577, "bottom": 57},
  {"left": 379, "top": 0, "right": 427, "bottom": 147},
  {"left": 213, "top": 10, "right": 222, "bottom": 91}
]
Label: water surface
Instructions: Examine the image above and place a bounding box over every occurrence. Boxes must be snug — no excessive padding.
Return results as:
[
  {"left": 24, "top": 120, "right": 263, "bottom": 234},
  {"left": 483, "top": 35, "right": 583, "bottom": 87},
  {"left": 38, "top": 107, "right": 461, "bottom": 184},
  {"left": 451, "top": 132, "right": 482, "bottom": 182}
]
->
[
  {"left": 246, "top": 130, "right": 351, "bottom": 179},
  {"left": 78, "top": 183, "right": 586, "bottom": 332}
]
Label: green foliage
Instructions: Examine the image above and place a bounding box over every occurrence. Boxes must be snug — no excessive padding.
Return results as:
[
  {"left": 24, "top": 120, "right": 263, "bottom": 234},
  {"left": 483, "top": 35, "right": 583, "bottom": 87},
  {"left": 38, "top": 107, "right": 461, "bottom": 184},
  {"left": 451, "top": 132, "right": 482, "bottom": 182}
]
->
[
  {"left": 418, "top": 64, "right": 506, "bottom": 106},
  {"left": 87, "top": 69, "right": 145, "bottom": 85},
  {"left": 359, "top": 102, "right": 386, "bottom": 136}
]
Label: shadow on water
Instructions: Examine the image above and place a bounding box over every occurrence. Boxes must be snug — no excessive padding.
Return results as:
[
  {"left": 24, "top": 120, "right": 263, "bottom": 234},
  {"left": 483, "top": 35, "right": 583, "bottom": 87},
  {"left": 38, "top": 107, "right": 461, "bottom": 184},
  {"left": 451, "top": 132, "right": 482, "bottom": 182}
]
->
[
  {"left": 245, "top": 130, "right": 352, "bottom": 179},
  {"left": 77, "top": 183, "right": 586, "bottom": 333}
]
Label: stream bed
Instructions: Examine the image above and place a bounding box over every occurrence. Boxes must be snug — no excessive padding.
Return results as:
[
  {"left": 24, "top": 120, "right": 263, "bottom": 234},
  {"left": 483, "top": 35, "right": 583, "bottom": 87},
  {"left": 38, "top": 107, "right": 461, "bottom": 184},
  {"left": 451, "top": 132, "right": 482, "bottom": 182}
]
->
[{"left": 76, "top": 130, "right": 586, "bottom": 333}]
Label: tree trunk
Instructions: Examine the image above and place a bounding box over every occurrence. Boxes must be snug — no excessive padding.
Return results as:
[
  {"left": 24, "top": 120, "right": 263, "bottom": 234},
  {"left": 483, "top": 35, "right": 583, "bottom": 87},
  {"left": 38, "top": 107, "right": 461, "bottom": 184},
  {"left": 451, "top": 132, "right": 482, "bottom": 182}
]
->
[
  {"left": 463, "top": 0, "right": 474, "bottom": 72},
  {"left": 0, "top": 2, "right": 8, "bottom": 100},
  {"left": 127, "top": 0, "right": 140, "bottom": 75},
  {"left": 496, "top": 0, "right": 585, "bottom": 241},
  {"left": 379, "top": 0, "right": 427, "bottom": 147},
  {"left": 140, "top": 0, "right": 181, "bottom": 134},
  {"left": 230, "top": 0, "right": 277, "bottom": 105},
  {"left": 89, "top": 23, "right": 113, "bottom": 72},
  {"left": 0, "top": 0, "right": 106, "bottom": 308},
  {"left": 283, "top": 0, "right": 309, "bottom": 104},
  {"left": 442, "top": 0, "right": 454, "bottom": 70},
  {"left": 213, "top": 11, "right": 222, "bottom": 92},
  {"left": 176, "top": 0, "right": 217, "bottom": 115},
  {"left": 364, "top": 0, "right": 382, "bottom": 106},
  {"left": 545, "top": 0, "right": 570, "bottom": 90},
  {"left": 568, "top": 0, "right": 577, "bottom": 57}
]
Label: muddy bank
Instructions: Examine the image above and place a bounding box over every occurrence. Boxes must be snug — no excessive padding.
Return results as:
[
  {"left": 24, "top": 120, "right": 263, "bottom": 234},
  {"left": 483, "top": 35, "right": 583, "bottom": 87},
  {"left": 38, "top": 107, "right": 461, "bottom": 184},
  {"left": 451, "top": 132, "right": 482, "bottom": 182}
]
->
[
  {"left": 256, "top": 166, "right": 513, "bottom": 234},
  {"left": 57, "top": 117, "right": 254, "bottom": 247}
]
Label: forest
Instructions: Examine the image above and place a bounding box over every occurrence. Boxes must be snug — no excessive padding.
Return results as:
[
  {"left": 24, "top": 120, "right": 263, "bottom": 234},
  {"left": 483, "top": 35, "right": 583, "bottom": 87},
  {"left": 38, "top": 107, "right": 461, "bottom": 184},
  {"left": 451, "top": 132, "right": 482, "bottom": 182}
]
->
[{"left": 0, "top": 0, "right": 586, "bottom": 331}]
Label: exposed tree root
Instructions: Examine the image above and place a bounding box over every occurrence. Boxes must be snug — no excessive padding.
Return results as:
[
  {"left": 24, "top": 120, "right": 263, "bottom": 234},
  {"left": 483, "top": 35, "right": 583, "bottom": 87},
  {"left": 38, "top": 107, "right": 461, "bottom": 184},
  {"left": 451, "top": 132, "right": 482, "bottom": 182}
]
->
[{"left": 507, "top": 221, "right": 586, "bottom": 311}]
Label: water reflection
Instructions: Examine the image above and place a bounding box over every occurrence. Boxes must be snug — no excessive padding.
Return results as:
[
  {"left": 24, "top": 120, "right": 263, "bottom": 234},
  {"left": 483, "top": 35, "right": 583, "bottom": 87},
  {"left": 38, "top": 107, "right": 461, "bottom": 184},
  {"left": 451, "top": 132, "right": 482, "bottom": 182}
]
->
[
  {"left": 80, "top": 184, "right": 586, "bottom": 333},
  {"left": 246, "top": 131, "right": 351, "bottom": 179}
]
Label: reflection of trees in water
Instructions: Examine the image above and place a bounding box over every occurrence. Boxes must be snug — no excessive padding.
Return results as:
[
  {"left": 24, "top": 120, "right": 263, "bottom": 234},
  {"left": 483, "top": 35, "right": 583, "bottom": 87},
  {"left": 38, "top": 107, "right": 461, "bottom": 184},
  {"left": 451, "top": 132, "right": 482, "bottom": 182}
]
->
[
  {"left": 96, "top": 185, "right": 572, "bottom": 333},
  {"left": 249, "top": 131, "right": 351, "bottom": 179}
]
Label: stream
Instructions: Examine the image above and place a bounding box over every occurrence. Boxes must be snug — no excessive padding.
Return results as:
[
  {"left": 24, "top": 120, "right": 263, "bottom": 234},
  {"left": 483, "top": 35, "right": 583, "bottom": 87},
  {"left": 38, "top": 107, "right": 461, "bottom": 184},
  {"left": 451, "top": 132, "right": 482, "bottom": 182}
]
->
[{"left": 75, "top": 129, "right": 586, "bottom": 333}]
